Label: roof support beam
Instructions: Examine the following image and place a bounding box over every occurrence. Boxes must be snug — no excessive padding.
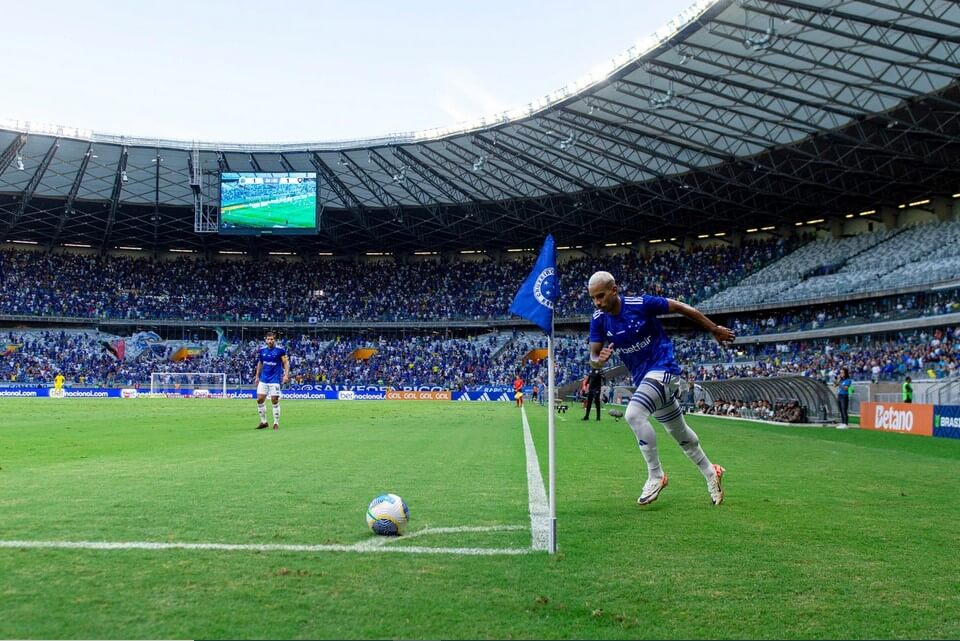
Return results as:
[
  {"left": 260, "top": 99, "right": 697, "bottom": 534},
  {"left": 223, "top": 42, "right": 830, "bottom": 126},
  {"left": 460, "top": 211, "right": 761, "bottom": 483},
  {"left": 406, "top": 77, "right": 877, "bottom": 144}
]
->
[
  {"left": 153, "top": 151, "right": 162, "bottom": 251},
  {"left": 0, "top": 133, "right": 27, "bottom": 175},
  {"left": 309, "top": 153, "right": 368, "bottom": 230},
  {"left": 442, "top": 140, "right": 527, "bottom": 199},
  {"left": 393, "top": 146, "right": 488, "bottom": 229},
  {"left": 4, "top": 137, "right": 59, "bottom": 238},
  {"left": 855, "top": 0, "right": 960, "bottom": 31},
  {"left": 50, "top": 141, "right": 94, "bottom": 248},
  {"left": 100, "top": 146, "right": 128, "bottom": 250},
  {"left": 368, "top": 149, "right": 446, "bottom": 227},
  {"left": 773, "top": 0, "right": 960, "bottom": 47}
]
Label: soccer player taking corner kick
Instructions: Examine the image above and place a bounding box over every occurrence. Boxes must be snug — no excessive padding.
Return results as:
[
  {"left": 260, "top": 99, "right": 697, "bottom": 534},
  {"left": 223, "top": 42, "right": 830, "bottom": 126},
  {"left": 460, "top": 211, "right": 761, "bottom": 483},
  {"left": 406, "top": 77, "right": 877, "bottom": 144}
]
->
[
  {"left": 587, "top": 271, "right": 736, "bottom": 506},
  {"left": 254, "top": 331, "right": 290, "bottom": 430}
]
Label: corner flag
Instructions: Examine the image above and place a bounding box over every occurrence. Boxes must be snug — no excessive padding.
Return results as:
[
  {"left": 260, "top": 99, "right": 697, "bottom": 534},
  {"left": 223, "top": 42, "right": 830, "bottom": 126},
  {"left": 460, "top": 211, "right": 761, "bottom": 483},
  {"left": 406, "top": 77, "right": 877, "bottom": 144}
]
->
[
  {"left": 509, "top": 234, "right": 558, "bottom": 334},
  {"left": 510, "top": 235, "right": 561, "bottom": 553}
]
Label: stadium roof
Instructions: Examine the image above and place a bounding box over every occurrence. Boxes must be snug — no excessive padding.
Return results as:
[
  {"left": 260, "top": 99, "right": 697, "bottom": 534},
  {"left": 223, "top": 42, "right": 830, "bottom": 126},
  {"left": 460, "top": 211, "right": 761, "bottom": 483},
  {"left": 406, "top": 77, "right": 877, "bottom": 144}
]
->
[{"left": 1, "top": 0, "right": 959, "bottom": 255}]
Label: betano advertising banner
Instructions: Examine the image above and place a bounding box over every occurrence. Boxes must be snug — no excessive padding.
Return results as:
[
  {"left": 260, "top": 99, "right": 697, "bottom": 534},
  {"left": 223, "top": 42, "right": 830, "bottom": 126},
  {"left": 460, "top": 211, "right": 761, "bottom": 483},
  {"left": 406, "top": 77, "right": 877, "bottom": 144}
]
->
[{"left": 860, "top": 402, "right": 933, "bottom": 436}]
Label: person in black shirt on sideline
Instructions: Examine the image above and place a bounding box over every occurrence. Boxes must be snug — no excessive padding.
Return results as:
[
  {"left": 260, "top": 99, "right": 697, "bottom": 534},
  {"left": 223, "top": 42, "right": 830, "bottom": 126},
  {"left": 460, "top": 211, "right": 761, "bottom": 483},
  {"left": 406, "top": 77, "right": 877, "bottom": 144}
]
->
[{"left": 582, "top": 369, "right": 604, "bottom": 421}]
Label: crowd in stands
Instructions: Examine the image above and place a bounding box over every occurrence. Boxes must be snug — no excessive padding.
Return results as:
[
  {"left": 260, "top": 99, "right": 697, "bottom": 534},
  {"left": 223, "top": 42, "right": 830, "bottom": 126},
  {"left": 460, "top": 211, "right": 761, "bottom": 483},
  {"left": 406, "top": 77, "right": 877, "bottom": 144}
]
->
[
  {"left": 690, "top": 398, "right": 804, "bottom": 423},
  {"left": 681, "top": 325, "right": 960, "bottom": 383},
  {"left": 4, "top": 221, "right": 960, "bottom": 389},
  {"left": 5, "top": 322, "right": 958, "bottom": 389},
  {"left": 698, "top": 221, "right": 960, "bottom": 310},
  {"left": 724, "top": 288, "right": 960, "bottom": 337},
  {"left": 0, "top": 328, "right": 585, "bottom": 389},
  {"left": 0, "top": 238, "right": 790, "bottom": 323}
]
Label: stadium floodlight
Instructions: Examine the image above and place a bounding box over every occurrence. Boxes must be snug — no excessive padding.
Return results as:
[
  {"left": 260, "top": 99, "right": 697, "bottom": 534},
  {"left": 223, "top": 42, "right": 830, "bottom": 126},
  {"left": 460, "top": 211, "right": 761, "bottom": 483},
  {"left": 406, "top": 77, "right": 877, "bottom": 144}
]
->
[
  {"left": 15, "top": 154, "right": 24, "bottom": 171},
  {"left": 744, "top": 23, "right": 775, "bottom": 51},
  {"left": 121, "top": 170, "right": 128, "bottom": 182},
  {"left": 649, "top": 89, "right": 675, "bottom": 109}
]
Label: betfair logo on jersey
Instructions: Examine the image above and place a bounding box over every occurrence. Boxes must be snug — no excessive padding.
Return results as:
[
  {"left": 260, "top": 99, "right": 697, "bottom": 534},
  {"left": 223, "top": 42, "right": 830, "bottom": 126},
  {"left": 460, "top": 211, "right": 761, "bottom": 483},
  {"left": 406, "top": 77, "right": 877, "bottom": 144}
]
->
[{"left": 619, "top": 335, "right": 652, "bottom": 355}]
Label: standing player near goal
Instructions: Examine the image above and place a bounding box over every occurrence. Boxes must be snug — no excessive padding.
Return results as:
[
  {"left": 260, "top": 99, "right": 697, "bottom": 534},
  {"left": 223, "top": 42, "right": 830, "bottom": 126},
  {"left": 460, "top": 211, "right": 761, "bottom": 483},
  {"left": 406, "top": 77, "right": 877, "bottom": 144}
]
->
[
  {"left": 254, "top": 331, "right": 290, "bottom": 430},
  {"left": 587, "top": 271, "right": 735, "bottom": 506}
]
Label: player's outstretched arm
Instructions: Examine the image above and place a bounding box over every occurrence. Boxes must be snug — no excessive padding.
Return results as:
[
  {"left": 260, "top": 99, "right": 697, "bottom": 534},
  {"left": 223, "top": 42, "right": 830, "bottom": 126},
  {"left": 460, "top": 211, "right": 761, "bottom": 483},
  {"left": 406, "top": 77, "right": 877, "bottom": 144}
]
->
[{"left": 667, "top": 299, "right": 736, "bottom": 345}]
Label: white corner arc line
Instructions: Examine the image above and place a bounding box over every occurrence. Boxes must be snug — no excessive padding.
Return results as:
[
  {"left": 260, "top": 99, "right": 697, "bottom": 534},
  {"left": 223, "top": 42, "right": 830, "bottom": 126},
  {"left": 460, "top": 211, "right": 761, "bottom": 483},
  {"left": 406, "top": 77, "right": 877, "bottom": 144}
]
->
[{"left": 520, "top": 406, "right": 550, "bottom": 551}]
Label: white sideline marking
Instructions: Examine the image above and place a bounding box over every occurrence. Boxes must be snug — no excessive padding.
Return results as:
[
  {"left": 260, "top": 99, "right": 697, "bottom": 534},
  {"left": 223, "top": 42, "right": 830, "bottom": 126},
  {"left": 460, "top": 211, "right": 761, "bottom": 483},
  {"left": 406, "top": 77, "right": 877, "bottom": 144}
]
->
[
  {"left": 520, "top": 406, "right": 550, "bottom": 551},
  {"left": 0, "top": 525, "right": 534, "bottom": 557},
  {"left": 0, "top": 539, "right": 530, "bottom": 556}
]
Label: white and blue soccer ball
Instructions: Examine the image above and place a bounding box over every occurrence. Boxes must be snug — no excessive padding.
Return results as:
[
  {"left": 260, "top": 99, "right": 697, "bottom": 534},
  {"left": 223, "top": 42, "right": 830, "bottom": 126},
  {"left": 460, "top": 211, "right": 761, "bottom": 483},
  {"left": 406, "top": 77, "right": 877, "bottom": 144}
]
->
[{"left": 366, "top": 493, "right": 410, "bottom": 536}]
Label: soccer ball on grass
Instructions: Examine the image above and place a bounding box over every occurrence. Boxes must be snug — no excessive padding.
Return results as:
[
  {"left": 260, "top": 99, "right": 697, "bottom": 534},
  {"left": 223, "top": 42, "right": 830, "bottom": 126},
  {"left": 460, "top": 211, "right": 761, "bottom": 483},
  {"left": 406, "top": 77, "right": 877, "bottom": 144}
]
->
[{"left": 366, "top": 493, "right": 410, "bottom": 535}]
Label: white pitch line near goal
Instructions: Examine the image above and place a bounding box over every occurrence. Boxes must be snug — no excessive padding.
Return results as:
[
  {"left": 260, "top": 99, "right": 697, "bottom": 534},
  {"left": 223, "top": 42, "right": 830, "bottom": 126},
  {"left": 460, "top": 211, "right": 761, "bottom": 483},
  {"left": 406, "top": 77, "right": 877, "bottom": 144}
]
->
[{"left": 520, "top": 406, "right": 551, "bottom": 551}]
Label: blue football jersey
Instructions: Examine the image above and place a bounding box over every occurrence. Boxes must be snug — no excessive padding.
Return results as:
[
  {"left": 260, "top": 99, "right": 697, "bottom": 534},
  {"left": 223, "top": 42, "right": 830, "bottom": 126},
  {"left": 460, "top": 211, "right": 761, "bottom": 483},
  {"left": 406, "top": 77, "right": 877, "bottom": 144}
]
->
[
  {"left": 257, "top": 346, "right": 287, "bottom": 384},
  {"left": 589, "top": 294, "right": 680, "bottom": 385}
]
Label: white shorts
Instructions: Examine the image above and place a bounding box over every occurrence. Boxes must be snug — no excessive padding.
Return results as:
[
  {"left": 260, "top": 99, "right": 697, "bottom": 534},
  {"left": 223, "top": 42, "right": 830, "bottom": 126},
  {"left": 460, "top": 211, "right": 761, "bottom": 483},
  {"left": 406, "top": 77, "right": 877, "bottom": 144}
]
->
[
  {"left": 637, "top": 370, "right": 680, "bottom": 408},
  {"left": 257, "top": 382, "right": 282, "bottom": 398}
]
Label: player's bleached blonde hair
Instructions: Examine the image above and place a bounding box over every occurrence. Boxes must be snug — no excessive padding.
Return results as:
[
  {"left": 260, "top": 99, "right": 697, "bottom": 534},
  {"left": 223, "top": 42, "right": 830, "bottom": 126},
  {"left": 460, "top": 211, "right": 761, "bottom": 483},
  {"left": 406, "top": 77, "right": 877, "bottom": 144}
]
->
[{"left": 588, "top": 271, "right": 616, "bottom": 290}]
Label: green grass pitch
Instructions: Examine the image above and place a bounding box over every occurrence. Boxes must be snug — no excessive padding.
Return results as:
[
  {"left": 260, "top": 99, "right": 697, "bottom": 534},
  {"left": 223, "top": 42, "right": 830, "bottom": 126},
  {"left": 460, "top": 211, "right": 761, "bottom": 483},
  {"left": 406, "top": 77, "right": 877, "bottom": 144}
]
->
[
  {"left": 221, "top": 196, "right": 317, "bottom": 229},
  {"left": 1, "top": 398, "right": 959, "bottom": 639}
]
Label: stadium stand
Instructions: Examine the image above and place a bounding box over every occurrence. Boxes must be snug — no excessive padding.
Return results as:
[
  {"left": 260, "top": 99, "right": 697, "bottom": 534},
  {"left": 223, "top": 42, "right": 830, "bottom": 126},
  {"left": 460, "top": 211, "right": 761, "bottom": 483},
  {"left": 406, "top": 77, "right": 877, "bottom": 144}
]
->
[
  {"left": 0, "top": 237, "right": 793, "bottom": 322},
  {"left": 3, "top": 221, "right": 960, "bottom": 396},
  {"left": 697, "top": 221, "right": 960, "bottom": 310}
]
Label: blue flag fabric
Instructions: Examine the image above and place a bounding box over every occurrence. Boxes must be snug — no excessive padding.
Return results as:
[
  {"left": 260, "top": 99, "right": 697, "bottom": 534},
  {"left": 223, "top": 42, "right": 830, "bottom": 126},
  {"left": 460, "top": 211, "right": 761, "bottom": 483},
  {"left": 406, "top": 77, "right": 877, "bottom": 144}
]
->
[{"left": 509, "top": 235, "right": 558, "bottom": 335}]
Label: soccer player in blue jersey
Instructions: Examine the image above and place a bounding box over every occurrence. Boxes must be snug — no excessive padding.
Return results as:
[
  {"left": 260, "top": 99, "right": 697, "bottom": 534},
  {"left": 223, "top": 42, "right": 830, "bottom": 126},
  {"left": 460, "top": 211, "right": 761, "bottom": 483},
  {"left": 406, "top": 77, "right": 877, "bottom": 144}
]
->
[
  {"left": 587, "top": 271, "right": 736, "bottom": 506},
  {"left": 254, "top": 331, "right": 290, "bottom": 430}
]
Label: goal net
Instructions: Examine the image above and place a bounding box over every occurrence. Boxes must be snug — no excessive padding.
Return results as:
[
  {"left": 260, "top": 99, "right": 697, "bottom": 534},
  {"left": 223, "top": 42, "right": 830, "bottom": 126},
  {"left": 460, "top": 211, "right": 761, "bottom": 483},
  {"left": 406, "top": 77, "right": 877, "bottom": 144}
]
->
[{"left": 150, "top": 372, "right": 227, "bottom": 397}]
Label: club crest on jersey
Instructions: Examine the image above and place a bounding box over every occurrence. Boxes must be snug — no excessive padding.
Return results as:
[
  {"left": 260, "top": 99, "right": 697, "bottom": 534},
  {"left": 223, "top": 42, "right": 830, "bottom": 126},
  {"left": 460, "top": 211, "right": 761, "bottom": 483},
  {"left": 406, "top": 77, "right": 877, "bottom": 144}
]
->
[{"left": 533, "top": 267, "right": 556, "bottom": 310}]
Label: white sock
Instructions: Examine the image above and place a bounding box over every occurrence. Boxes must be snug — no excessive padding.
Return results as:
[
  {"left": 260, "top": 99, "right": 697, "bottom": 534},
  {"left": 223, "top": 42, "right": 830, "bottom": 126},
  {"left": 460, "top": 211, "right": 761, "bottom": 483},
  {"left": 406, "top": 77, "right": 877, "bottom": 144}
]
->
[
  {"left": 272, "top": 403, "right": 280, "bottom": 424},
  {"left": 654, "top": 399, "right": 715, "bottom": 481},
  {"left": 257, "top": 403, "right": 267, "bottom": 422},
  {"left": 625, "top": 400, "right": 662, "bottom": 480}
]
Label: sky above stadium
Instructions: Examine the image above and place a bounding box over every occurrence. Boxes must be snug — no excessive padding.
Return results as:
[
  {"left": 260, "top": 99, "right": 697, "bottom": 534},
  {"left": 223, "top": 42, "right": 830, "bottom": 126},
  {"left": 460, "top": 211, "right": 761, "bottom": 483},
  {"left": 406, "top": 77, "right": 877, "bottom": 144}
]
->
[{"left": 1, "top": 0, "right": 699, "bottom": 143}]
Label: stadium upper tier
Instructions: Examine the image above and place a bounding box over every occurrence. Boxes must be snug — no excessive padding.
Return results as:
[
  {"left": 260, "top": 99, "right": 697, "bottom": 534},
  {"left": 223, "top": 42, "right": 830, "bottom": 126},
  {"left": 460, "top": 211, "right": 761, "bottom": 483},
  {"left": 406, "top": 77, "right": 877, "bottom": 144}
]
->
[
  {"left": 699, "top": 219, "right": 960, "bottom": 311},
  {"left": 2, "top": 0, "right": 960, "bottom": 253},
  {"left": 2, "top": 217, "right": 959, "bottom": 325},
  {"left": 0, "top": 237, "right": 792, "bottom": 324}
]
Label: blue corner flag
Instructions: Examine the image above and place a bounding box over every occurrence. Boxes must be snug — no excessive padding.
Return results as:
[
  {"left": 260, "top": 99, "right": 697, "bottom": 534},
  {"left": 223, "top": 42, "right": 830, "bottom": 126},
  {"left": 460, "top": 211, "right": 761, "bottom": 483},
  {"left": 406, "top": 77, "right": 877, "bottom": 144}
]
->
[{"left": 509, "top": 234, "right": 558, "bottom": 335}]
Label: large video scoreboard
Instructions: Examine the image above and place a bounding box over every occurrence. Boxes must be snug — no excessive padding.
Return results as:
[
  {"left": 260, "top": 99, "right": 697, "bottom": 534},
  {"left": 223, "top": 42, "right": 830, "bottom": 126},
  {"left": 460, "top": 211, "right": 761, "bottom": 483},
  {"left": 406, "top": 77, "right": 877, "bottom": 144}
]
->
[{"left": 219, "top": 172, "right": 318, "bottom": 235}]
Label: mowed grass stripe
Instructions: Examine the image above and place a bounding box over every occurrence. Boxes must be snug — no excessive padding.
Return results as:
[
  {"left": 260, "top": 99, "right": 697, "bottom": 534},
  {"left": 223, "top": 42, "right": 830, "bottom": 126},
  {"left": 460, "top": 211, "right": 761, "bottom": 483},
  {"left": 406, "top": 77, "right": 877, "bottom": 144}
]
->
[{"left": 1, "top": 400, "right": 531, "bottom": 544}]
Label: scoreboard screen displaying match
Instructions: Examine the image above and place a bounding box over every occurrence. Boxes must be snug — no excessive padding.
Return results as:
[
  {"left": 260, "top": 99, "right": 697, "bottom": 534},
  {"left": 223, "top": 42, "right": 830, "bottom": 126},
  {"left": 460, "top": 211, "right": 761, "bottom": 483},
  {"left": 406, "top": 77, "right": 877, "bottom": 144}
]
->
[{"left": 219, "top": 172, "right": 318, "bottom": 235}]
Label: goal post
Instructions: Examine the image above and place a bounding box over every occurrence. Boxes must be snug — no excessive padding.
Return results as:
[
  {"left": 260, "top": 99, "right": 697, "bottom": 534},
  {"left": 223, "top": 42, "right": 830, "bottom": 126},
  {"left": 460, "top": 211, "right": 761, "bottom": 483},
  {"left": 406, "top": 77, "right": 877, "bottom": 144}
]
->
[{"left": 150, "top": 372, "right": 227, "bottom": 397}]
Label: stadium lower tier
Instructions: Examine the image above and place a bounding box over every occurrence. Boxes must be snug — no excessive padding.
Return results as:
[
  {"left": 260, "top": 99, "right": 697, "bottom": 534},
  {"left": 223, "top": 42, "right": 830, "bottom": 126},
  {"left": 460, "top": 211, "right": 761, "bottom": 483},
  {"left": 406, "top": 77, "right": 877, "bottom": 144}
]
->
[{"left": 2, "top": 325, "right": 957, "bottom": 388}]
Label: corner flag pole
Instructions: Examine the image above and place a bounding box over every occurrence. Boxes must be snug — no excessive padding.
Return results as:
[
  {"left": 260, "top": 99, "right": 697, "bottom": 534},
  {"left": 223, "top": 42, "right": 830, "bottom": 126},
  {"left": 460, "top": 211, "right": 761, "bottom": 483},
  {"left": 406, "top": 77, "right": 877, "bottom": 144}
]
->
[
  {"left": 506, "top": 233, "right": 558, "bottom": 554},
  {"left": 547, "top": 316, "right": 557, "bottom": 554}
]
